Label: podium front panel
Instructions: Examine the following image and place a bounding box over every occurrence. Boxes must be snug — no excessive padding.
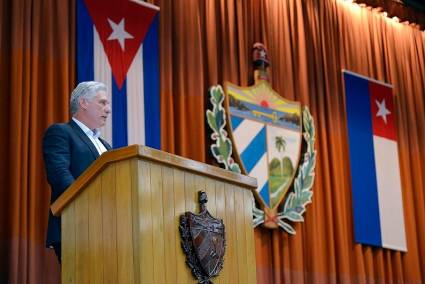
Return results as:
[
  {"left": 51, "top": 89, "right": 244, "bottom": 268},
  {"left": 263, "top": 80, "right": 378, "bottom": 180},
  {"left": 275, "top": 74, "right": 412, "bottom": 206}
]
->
[{"left": 61, "top": 153, "right": 257, "bottom": 283}]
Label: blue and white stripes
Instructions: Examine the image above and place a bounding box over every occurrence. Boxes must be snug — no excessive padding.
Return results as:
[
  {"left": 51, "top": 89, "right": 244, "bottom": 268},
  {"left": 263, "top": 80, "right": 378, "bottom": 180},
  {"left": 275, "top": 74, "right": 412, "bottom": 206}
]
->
[
  {"left": 231, "top": 116, "right": 270, "bottom": 206},
  {"left": 76, "top": 0, "right": 160, "bottom": 149}
]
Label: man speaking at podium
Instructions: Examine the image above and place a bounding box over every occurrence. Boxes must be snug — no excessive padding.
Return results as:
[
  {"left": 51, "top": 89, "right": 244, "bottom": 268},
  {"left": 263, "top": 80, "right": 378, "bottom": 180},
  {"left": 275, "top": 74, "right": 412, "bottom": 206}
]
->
[{"left": 42, "top": 81, "right": 112, "bottom": 262}]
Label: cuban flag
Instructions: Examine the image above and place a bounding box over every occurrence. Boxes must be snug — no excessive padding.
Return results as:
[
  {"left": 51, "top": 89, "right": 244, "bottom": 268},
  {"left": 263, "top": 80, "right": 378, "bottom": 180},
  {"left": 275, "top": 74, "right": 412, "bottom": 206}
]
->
[
  {"left": 343, "top": 70, "right": 406, "bottom": 251},
  {"left": 77, "top": 0, "right": 160, "bottom": 149}
]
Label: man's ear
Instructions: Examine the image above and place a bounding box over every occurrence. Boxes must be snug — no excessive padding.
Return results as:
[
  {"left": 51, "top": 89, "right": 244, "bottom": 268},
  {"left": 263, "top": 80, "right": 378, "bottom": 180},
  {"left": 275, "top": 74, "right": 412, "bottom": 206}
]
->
[{"left": 79, "top": 97, "right": 88, "bottom": 110}]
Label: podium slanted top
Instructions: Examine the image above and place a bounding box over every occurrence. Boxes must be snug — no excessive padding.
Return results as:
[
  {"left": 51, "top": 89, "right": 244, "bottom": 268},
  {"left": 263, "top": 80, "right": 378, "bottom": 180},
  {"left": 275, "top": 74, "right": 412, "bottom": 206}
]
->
[{"left": 50, "top": 145, "right": 258, "bottom": 216}]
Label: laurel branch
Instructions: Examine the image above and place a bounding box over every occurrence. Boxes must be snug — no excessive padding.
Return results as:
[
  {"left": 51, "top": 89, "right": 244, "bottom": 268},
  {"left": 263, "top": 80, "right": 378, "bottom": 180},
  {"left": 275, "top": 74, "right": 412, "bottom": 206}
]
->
[{"left": 206, "top": 85, "right": 241, "bottom": 173}]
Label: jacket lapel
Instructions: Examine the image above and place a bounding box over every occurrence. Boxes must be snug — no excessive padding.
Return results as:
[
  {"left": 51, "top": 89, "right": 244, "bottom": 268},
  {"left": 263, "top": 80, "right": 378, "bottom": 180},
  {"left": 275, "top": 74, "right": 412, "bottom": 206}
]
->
[
  {"left": 69, "top": 120, "right": 100, "bottom": 159},
  {"left": 99, "top": 138, "right": 112, "bottom": 150}
]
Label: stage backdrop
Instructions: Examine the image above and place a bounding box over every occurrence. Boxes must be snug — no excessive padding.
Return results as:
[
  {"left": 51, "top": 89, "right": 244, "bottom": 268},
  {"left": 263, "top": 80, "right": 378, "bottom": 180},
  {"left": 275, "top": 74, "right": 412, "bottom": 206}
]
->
[{"left": 1, "top": 0, "right": 424, "bottom": 283}]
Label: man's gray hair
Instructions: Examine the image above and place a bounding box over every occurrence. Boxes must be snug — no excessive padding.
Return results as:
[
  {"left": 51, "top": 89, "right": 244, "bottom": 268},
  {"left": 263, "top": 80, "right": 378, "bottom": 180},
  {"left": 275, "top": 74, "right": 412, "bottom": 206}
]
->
[{"left": 70, "top": 81, "right": 108, "bottom": 115}]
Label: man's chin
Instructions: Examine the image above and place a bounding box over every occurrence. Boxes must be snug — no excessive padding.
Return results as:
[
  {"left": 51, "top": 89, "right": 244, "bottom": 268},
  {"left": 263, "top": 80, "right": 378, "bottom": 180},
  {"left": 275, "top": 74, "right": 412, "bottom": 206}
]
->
[
  {"left": 94, "top": 123, "right": 105, "bottom": 129},
  {"left": 99, "top": 119, "right": 107, "bottom": 127}
]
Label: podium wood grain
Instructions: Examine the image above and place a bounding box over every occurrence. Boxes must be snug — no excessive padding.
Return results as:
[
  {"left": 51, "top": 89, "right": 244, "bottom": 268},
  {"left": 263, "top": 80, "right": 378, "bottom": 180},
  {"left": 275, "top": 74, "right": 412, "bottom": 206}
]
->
[{"left": 53, "top": 145, "right": 258, "bottom": 283}]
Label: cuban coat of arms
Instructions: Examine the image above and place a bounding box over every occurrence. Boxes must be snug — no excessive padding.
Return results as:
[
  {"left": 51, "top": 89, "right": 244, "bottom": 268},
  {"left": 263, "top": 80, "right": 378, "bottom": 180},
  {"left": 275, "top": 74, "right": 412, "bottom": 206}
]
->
[
  {"left": 180, "top": 191, "right": 225, "bottom": 283},
  {"left": 206, "top": 43, "right": 316, "bottom": 233}
]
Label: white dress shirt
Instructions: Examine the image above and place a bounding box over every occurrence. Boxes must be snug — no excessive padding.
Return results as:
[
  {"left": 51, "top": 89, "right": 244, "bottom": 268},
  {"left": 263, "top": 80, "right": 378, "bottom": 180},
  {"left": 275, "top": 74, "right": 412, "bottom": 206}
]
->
[{"left": 72, "top": 117, "right": 108, "bottom": 155}]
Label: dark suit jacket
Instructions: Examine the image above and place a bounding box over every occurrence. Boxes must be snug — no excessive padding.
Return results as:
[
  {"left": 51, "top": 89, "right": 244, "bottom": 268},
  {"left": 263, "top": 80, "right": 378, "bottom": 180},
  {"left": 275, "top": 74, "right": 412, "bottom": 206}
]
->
[{"left": 42, "top": 119, "right": 112, "bottom": 246}]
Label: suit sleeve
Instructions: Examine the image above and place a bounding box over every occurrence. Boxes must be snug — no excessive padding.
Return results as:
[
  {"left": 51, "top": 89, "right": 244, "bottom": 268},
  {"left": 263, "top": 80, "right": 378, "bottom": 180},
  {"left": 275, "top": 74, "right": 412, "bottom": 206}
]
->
[{"left": 42, "top": 124, "right": 75, "bottom": 200}]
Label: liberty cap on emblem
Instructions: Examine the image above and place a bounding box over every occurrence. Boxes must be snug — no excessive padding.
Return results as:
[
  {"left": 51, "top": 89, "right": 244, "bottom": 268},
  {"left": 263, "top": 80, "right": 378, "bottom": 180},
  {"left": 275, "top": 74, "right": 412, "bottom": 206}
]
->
[
  {"left": 206, "top": 43, "right": 316, "bottom": 233},
  {"left": 179, "top": 191, "right": 226, "bottom": 283}
]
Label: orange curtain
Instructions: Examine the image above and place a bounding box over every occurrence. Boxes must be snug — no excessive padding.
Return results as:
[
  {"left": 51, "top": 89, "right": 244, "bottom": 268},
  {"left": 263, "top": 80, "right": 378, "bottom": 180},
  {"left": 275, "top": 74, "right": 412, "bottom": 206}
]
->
[
  {"left": 158, "top": 0, "right": 425, "bottom": 283},
  {"left": 1, "top": 0, "right": 424, "bottom": 283},
  {"left": 0, "top": 0, "right": 74, "bottom": 282}
]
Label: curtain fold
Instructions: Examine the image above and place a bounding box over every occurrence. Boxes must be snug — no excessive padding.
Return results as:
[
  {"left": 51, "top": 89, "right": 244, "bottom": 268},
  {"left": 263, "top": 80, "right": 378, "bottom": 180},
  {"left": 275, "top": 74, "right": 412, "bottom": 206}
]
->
[
  {"left": 0, "top": 0, "right": 12, "bottom": 280},
  {"left": 0, "top": 0, "right": 74, "bottom": 282},
  {"left": 1, "top": 0, "right": 424, "bottom": 283}
]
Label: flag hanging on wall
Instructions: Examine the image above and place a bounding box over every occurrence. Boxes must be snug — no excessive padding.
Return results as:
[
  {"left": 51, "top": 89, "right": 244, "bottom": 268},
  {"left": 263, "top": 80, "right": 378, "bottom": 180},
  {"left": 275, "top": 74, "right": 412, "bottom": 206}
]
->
[
  {"left": 343, "top": 70, "right": 407, "bottom": 252},
  {"left": 77, "top": 0, "right": 160, "bottom": 149}
]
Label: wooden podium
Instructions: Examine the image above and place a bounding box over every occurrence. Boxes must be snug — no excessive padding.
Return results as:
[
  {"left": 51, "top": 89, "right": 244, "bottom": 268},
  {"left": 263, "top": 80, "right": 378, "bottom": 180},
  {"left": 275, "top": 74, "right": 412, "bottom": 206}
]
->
[{"left": 51, "top": 145, "right": 258, "bottom": 283}]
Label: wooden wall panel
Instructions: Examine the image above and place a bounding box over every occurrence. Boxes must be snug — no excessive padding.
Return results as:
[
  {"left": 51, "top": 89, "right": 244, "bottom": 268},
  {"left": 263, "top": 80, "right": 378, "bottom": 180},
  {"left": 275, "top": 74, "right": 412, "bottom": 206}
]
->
[
  {"left": 235, "top": 187, "right": 248, "bottom": 284},
  {"left": 101, "top": 164, "right": 118, "bottom": 284},
  {"left": 173, "top": 168, "right": 191, "bottom": 284},
  {"left": 225, "top": 184, "right": 238, "bottom": 283},
  {"left": 138, "top": 161, "right": 154, "bottom": 283},
  {"left": 194, "top": 175, "right": 207, "bottom": 202},
  {"left": 115, "top": 161, "right": 135, "bottom": 284},
  {"left": 75, "top": 187, "right": 90, "bottom": 283},
  {"left": 184, "top": 172, "right": 196, "bottom": 213},
  {"left": 204, "top": 178, "right": 222, "bottom": 284},
  {"left": 62, "top": 203, "right": 76, "bottom": 283},
  {"left": 214, "top": 181, "right": 226, "bottom": 284},
  {"left": 183, "top": 172, "right": 197, "bottom": 283},
  {"left": 162, "top": 166, "right": 178, "bottom": 283},
  {"left": 244, "top": 190, "right": 257, "bottom": 281},
  {"left": 150, "top": 163, "right": 166, "bottom": 283},
  {"left": 130, "top": 159, "right": 141, "bottom": 284},
  {"left": 88, "top": 178, "right": 103, "bottom": 284},
  {"left": 204, "top": 178, "right": 217, "bottom": 216}
]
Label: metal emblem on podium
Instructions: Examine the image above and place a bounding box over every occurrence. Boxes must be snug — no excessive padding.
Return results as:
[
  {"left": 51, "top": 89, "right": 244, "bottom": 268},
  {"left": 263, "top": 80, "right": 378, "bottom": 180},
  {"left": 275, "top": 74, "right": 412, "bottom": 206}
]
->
[{"left": 179, "top": 191, "right": 226, "bottom": 284}]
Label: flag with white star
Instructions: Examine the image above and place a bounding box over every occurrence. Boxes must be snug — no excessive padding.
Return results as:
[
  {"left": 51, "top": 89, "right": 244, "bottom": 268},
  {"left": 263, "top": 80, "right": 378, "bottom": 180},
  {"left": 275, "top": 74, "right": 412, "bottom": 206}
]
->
[
  {"left": 77, "top": 0, "right": 160, "bottom": 149},
  {"left": 343, "top": 70, "right": 406, "bottom": 252}
]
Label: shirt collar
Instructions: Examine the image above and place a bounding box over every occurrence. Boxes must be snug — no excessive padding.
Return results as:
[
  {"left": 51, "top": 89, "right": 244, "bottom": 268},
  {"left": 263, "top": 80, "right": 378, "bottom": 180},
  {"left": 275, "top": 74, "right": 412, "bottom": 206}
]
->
[{"left": 72, "top": 117, "right": 101, "bottom": 139}]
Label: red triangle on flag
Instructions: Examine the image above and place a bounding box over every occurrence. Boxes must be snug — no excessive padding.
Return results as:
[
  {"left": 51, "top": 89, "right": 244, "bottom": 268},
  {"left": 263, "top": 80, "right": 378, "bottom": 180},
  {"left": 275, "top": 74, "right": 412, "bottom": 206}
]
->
[{"left": 84, "top": 0, "right": 157, "bottom": 89}]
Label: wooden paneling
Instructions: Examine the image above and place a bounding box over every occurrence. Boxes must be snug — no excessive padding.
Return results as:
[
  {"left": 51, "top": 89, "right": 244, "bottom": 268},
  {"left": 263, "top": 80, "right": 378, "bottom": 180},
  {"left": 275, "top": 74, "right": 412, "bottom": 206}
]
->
[
  {"left": 130, "top": 159, "right": 141, "bottom": 284},
  {"left": 75, "top": 188, "right": 90, "bottom": 283},
  {"left": 235, "top": 187, "right": 248, "bottom": 284},
  {"left": 115, "top": 161, "right": 135, "bottom": 284},
  {"left": 150, "top": 162, "right": 166, "bottom": 283},
  {"left": 88, "top": 177, "right": 103, "bottom": 284},
  {"left": 162, "top": 166, "right": 177, "bottom": 284},
  {"left": 194, "top": 175, "right": 206, "bottom": 202},
  {"left": 100, "top": 164, "right": 118, "bottom": 284},
  {"left": 214, "top": 181, "right": 226, "bottom": 284},
  {"left": 225, "top": 184, "right": 238, "bottom": 283},
  {"left": 173, "top": 168, "right": 190, "bottom": 284},
  {"left": 183, "top": 172, "right": 197, "bottom": 283},
  {"left": 52, "top": 145, "right": 256, "bottom": 216},
  {"left": 244, "top": 190, "right": 257, "bottom": 281},
  {"left": 138, "top": 161, "right": 154, "bottom": 283},
  {"left": 59, "top": 147, "right": 257, "bottom": 283},
  {"left": 184, "top": 172, "right": 196, "bottom": 213},
  {"left": 137, "top": 146, "right": 257, "bottom": 189},
  {"left": 61, "top": 203, "right": 75, "bottom": 283},
  {"left": 204, "top": 178, "right": 217, "bottom": 216}
]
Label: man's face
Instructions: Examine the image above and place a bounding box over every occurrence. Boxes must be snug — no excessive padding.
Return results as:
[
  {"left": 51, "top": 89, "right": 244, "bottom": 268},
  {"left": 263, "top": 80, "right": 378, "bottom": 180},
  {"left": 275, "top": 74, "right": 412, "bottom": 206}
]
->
[{"left": 81, "top": 91, "right": 111, "bottom": 129}]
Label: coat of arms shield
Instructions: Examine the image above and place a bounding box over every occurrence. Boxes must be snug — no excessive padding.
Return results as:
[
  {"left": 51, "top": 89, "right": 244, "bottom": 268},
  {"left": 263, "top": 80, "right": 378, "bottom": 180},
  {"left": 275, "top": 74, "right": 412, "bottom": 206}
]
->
[
  {"left": 206, "top": 43, "right": 316, "bottom": 233},
  {"left": 180, "top": 191, "right": 226, "bottom": 283},
  {"left": 225, "top": 81, "right": 302, "bottom": 214}
]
